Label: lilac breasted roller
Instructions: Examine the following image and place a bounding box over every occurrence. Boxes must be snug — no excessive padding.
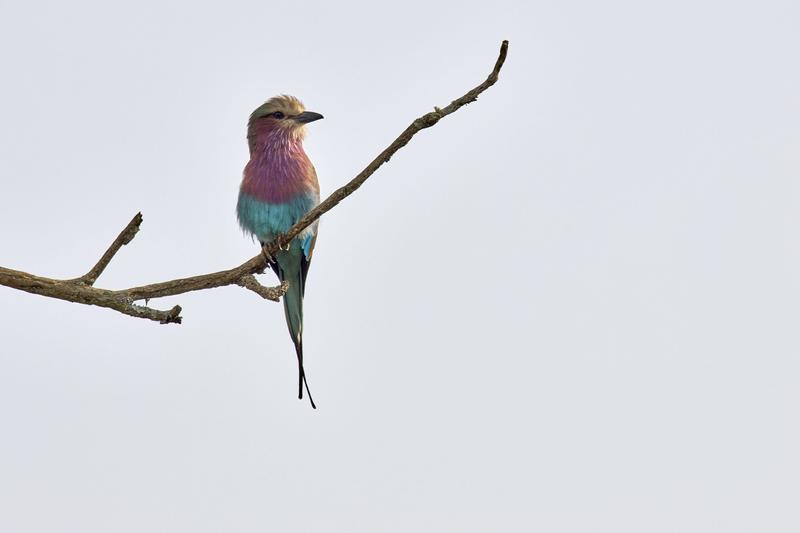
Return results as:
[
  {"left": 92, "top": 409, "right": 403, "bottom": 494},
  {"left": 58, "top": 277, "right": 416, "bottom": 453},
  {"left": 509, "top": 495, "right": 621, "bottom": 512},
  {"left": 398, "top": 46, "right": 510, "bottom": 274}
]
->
[{"left": 236, "top": 95, "right": 323, "bottom": 409}]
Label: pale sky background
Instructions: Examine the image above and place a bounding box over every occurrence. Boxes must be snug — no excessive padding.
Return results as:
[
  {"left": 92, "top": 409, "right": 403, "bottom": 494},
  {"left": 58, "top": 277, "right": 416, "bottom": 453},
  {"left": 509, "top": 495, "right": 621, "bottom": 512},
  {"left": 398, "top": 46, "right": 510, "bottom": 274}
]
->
[{"left": 0, "top": 0, "right": 798, "bottom": 531}]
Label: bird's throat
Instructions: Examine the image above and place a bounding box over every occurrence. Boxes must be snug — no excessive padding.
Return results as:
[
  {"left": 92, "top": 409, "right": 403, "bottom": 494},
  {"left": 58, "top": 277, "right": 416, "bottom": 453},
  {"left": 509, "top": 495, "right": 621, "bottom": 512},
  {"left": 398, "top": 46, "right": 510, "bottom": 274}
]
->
[{"left": 241, "top": 127, "right": 315, "bottom": 204}]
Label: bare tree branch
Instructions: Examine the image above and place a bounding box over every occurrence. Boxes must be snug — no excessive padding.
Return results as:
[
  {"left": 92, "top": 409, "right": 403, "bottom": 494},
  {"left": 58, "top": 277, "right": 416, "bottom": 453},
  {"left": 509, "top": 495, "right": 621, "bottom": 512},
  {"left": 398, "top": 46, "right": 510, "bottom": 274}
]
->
[
  {"left": 0, "top": 40, "right": 510, "bottom": 323},
  {"left": 273, "top": 40, "right": 509, "bottom": 250},
  {"left": 0, "top": 265, "right": 184, "bottom": 324}
]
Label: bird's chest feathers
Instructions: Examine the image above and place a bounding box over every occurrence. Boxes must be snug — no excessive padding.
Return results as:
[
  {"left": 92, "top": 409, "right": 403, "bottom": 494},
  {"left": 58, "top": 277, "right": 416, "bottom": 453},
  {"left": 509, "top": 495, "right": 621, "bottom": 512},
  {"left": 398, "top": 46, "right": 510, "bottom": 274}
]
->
[
  {"left": 237, "top": 133, "right": 319, "bottom": 242},
  {"left": 240, "top": 135, "right": 317, "bottom": 203}
]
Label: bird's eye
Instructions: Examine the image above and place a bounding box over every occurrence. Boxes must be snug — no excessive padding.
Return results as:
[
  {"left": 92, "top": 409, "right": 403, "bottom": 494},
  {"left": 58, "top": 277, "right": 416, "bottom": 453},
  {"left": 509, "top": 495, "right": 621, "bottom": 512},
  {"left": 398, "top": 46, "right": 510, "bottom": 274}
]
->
[{"left": 271, "top": 111, "right": 285, "bottom": 119}]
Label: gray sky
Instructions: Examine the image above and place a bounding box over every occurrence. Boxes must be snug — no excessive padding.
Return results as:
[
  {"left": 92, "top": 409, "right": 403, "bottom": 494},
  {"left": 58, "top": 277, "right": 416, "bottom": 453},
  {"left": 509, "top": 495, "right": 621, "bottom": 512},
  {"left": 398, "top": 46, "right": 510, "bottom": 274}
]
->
[{"left": 1, "top": 0, "right": 798, "bottom": 531}]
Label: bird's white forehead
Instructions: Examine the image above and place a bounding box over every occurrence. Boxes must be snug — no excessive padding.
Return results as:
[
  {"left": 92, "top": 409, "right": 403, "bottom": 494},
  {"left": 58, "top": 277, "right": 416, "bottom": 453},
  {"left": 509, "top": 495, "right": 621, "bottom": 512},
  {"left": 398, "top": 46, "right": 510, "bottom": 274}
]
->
[{"left": 251, "top": 95, "right": 306, "bottom": 118}]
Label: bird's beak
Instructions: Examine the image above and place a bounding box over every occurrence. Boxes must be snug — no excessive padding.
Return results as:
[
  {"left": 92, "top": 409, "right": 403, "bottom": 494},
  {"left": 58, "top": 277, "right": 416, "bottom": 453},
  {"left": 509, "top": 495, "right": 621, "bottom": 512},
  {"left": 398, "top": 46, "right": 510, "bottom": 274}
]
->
[{"left": 293, "top": 111, "right": 324, "bottom": 124}]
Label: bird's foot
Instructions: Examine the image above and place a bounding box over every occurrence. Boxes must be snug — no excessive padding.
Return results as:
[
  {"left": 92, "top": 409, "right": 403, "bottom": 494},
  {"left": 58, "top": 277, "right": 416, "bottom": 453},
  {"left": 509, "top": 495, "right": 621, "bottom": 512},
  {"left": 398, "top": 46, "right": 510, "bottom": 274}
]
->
[{"left": 278, "top": 240, "right": 291, "bottom": 251}]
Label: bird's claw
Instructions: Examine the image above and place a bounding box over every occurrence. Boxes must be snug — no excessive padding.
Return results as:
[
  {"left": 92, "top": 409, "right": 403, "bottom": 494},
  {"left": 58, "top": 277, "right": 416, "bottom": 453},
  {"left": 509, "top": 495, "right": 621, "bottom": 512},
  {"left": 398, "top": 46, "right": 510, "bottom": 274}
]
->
[
  {"left": 261, "top": 245, "right": 276, "bottom": 265},
  {"left": 262, "top": 240, "right": 290, "bottom": 262}
]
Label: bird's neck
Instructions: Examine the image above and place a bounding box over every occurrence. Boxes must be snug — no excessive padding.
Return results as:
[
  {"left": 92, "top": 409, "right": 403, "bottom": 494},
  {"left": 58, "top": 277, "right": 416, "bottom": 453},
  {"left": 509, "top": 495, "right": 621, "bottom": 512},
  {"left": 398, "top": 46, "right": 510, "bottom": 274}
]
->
[
  {"left": 242, "top": 124, "right": 314, "bottom": 203},
  {"left": 248, "top": 119, "right": 306, "bottom": 152}
]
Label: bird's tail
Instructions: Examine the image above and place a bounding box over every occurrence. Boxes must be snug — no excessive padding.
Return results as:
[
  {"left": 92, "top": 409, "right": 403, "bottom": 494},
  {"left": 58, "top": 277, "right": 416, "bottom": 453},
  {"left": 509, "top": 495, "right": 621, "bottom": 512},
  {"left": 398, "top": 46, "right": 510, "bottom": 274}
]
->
[{"left": 273, "top": 248, "right": 316, "bottom": 409}]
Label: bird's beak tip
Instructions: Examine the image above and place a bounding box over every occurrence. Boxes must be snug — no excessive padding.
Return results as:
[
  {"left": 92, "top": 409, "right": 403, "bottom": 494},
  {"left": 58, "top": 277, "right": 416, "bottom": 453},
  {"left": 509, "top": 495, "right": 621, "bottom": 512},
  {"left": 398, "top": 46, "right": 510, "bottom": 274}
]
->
[{"left": 294, "top": 111, "right": 324, "bottom": 124}]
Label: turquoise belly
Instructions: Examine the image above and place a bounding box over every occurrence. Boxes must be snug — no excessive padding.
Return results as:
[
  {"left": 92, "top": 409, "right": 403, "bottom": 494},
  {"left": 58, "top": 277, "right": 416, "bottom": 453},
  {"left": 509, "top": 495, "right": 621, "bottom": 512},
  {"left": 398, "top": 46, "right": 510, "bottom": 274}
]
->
[{"left": 236, "top": 192, "right": 317, "bottom": 254}]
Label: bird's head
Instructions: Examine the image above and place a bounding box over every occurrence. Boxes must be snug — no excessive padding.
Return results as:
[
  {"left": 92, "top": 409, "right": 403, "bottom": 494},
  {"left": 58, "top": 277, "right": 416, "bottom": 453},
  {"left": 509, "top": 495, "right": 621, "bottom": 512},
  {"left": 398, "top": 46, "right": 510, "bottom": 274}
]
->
[{"left": 247, "top": 95, "right": 323, "bottom": 144}]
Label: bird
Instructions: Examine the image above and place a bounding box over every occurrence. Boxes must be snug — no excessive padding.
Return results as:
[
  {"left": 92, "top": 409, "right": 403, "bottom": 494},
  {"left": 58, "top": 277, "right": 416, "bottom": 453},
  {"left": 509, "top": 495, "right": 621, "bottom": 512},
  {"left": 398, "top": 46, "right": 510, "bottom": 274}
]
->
[{"left": 236, "top": 95, "right": 323, "bottom": 409}]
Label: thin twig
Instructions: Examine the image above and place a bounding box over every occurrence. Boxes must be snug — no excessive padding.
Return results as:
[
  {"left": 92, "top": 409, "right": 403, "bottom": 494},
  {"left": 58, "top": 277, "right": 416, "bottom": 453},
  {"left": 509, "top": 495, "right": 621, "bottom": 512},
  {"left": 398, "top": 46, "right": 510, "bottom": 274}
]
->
[{"left": 72, "top": 212, "right": 143, "bottom": 285}]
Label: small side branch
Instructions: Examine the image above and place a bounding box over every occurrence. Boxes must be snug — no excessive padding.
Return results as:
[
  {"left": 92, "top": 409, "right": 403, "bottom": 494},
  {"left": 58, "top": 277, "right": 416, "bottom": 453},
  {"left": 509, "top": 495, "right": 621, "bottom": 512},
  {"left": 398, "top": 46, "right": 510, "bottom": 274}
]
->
[
  {"left": 238, "top": 276, "right": 289, "bottom": 301},
  {"left": 0, "top": 41, "right": 510, "bottom": 323},
  {"left": 72, "top": 212, "right": 143, "bottom": 285}
]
